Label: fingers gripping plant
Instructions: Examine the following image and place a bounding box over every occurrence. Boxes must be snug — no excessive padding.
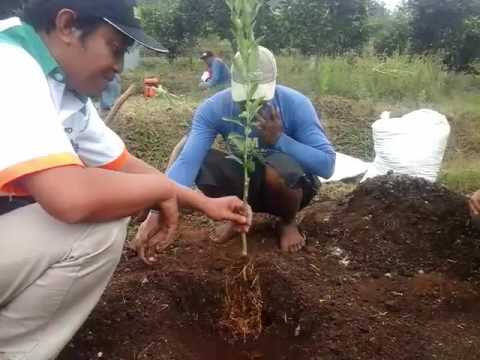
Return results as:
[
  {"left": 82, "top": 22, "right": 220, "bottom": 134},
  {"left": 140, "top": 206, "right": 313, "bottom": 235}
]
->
[{"left": 225, "top": 0, "right": 264, "bottom": 257}]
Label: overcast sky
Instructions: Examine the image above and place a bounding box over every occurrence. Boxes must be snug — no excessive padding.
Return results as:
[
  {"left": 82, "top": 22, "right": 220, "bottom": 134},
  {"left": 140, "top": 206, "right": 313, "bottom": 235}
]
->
[{"left": 383, "top": 0, "right": 402, "bottom": 10}]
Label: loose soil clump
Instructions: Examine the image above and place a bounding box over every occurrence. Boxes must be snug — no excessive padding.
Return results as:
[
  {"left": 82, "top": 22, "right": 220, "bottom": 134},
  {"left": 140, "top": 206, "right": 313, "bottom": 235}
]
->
[
  {"left": 59, "top": 175, "right": 480, "bottom": 360},
  {"left": 319, "top": 174, "right": 480, "bottom": 279}
]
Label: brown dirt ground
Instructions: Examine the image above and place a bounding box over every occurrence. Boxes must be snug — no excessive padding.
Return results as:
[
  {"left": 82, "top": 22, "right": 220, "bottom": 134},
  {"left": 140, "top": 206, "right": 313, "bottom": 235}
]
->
[{"left": 58, "top": 175, "right": 480, "bottom": 360}]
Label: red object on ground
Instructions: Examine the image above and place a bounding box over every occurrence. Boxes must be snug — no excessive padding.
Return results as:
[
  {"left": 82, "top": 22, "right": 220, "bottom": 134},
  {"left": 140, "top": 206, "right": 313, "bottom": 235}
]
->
[
  {"left": 144, "top": 77, "right": 160, "bottom": 98},
  {"left": 143, "top": 85, "right": 157, "bottom": 98},
  {"left": 144, "top": 77, "right": 160, "bottom": 86}
]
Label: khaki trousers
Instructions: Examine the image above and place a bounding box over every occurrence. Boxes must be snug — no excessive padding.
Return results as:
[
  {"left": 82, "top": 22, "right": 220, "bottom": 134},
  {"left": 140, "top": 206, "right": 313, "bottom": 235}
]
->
[{"left": 0, "top": 204, "right": 128, "bottom": 360}]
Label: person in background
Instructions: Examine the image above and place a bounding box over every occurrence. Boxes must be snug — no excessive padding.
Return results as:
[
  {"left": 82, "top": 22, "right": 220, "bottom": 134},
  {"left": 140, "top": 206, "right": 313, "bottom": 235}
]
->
[{"left": 198, "top": 50, "right": 231, "bottom": 90}]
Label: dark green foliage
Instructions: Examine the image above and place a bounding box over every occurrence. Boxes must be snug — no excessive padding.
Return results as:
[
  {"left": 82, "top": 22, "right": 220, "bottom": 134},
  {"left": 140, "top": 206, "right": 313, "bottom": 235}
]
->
[
  {"left": 279, "top": 0, "right": 370, "bottom": 55},
  {"left": 137, "top": 0, "right": 480, "bottom": 70},
  {"left": 373, "top": 7, "right": 411, "bottom": 56},
  {"left": 139, "top": 0, "right": 208, "bottom": 60},
  {"left": 408, "top": 0, "right": 480, "bottom": 70},
  {"left": 138, "top": 0, "right": 370, "bottom": 57}
]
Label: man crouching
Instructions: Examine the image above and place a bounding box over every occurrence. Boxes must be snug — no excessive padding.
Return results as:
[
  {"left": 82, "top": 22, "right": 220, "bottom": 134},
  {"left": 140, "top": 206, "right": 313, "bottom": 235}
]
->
[{"left": 157, "top": 47, "right": 336, "bottom": 252}]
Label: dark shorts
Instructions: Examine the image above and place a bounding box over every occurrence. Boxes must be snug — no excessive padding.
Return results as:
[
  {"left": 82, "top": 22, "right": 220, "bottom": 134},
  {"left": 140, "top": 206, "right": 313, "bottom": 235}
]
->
[
  {"left": 195, "top": 149, "right": 320, "bottom": 213},
  {"left": 0, "top": 196, "right": 36, "bottom": 216}
]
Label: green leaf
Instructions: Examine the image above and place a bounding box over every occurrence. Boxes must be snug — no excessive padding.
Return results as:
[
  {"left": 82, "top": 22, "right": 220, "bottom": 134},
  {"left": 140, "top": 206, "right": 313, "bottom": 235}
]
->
[
  {"left": 246, "top": 137, "right": 261, "bottom": 153},
  {"left": 252, "top": 148, "right": 266, "bottom": 164},
  {"left": 227, "top": 133, "right": 246, "bottom": 154},
  {"left": 246, "top": 83, "right": 259, "bottom": 101},
  {"left": 226, "top": 154, "right": 244, "bottom": 166},
  {"left": 229, "top": 132, "right": 245, "bottom": 141},
  {"left": 239, "top": 110, "right": 249, "bottom": 119},
  {"left": 223, "top": 117, "right": 245, "bottom": 128},
  {"left": 246, "top": 159, "right": 256, "bottom": 174},
  {"left": 252, "top": 97, "right": 265, "bottom": 112}
]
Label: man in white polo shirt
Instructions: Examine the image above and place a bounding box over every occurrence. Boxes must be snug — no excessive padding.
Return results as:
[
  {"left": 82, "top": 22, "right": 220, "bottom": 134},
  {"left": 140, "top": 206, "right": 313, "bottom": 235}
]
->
[{"left": 0, "top": 1, "right": 250, "bottom": 359}]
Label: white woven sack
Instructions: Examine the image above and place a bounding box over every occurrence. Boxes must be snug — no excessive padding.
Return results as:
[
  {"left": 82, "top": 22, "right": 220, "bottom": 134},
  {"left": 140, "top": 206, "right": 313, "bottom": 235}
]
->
[{"left": 362, "top": 109, "right": 450, "bottom": 182}]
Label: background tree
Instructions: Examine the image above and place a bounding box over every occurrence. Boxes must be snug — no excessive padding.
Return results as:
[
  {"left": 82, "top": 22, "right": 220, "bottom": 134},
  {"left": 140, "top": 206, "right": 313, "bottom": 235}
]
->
[
  {"left": 137, "top": 0, "right": 480, "bottom": 71},
  {"left": 408, "top": 0, "right": 480, "bottom": 70},
  {"left": 139, "top": 0, "right": 207, "bottom": 60},
  {"left": 372, "top": 5, "right": 411, "bottom": 56},
  {"left": 280, "top": 0, "right": 370, "bottom": 56}
]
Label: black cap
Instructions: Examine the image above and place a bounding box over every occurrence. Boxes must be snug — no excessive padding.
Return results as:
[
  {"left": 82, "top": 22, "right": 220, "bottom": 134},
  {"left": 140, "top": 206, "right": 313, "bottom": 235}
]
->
[
  {"left": 200, "top": 50, "right": 214, "bottom": 59},
  {"left": 99, "top": 0, "right": 168, "bottom": 53},
  {"left": 103, "top": 18, "right": 168, "bottom": 54}
]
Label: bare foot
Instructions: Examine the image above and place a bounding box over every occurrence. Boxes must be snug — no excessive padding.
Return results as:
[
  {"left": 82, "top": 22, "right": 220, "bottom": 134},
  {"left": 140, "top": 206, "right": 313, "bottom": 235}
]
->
[
  {"left": 210, "top": 222, "right": 238, "bottom": 244},
  {"left": 278, "top": 222, "right": 305, "bottom": 253}
]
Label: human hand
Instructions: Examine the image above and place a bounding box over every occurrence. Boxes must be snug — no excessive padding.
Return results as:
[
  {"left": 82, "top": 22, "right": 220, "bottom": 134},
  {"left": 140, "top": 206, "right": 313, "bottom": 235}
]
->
[
  {"left": 203, "top": 196, "right": 252, "bottom": 233},
  {"left": 469, "top": 191, "right": 480, "bottom": 215},
  {"left": 256, "top": 104, "right": 283, "bottom": 146},
  {"left": 132, "top": 196, "right": 179, "bottom": 265}
]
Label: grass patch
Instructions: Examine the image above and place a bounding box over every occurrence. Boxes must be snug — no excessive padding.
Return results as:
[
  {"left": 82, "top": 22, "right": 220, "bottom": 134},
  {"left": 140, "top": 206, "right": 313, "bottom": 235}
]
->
[
  {"left": 112, "top": 96, "right": 195, "bottom": 170},
  {"left": 277, "top": 54, "right": 480, "bottom": 110},
  {"left": 440, "top": 159, "right": 480, "bottom": 194},
  {"left": 122, "top": 55, "right": 222, "bottom": 102},
  {"left": 118, "top": 52, "right": 480, "bottom": 194}
]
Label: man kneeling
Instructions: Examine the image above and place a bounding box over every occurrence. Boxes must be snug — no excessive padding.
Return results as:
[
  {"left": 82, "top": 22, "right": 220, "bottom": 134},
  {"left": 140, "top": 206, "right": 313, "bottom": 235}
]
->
[{"left": 166, "top": 47, "right": 336, "bottom": 252}]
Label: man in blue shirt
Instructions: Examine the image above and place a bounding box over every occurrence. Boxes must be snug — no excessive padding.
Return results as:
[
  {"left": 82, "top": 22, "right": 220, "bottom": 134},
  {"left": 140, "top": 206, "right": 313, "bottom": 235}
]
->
[
  {"left": 99, "top": 74, "right": 121, "bottom": 116},
  {"left": 169, "top": 46, "right": 336, "bottom": 252},
  {"left": 199, "top": 50, "right": 231, "bottom": 90}
]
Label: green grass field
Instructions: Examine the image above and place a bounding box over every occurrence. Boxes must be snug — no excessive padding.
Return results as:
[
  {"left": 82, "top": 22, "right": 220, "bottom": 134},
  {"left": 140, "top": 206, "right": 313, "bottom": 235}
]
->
[{"left": 116, "top": 48, "right": 480, "bottom": 194}]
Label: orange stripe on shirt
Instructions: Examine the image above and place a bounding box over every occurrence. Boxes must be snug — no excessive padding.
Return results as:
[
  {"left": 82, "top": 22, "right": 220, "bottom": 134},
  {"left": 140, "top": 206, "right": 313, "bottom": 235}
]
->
[
  {"left": 101, "top": 148, "right": 129, "bottom": 171},
  {"left": 0, "top": 153, "right": 84, "bottom": 195}
]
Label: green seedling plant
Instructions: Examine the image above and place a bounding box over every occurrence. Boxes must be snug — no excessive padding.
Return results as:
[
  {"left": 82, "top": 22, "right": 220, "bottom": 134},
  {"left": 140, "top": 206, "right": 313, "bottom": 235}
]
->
[
  {"left": 225, "top": 0, "right": 265, "bottom": 257},
  {"left": 219, "top": 0, "right": 265, "bottom": 343}
]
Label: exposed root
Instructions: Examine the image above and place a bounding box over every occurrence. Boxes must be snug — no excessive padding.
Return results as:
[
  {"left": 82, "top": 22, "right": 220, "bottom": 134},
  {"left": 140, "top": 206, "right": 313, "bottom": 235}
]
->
[{"left": 219, "top": 260, "right": 263, "bottom": 343}]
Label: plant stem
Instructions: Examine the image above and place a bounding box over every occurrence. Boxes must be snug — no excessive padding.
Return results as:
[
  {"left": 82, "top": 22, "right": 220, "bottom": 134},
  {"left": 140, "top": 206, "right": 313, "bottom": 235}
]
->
[
  {"left": 242, "top": 148, "right": 251, "bottom": 257},
  {"left": 226, "top": 0, "right": 262, "bottom": 257}
]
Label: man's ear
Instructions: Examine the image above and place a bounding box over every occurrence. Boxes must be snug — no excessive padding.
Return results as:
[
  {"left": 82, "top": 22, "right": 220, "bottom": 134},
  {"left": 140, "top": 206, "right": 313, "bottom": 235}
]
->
[{"left": 54, "top": 9, "right": 79, "bottom": 46}]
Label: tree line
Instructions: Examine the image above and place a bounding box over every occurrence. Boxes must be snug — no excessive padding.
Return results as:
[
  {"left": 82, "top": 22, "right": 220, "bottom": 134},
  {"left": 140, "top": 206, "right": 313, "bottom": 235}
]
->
[
  {"left": 138, "top": 0, "right": 480, "bottom": 71},
  {"left": 1, "top": 0, "right": 479, "bottom": 70}
]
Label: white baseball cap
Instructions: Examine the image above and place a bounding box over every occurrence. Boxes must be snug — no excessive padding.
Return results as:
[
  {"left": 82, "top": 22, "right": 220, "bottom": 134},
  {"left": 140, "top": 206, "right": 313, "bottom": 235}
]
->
[{"left": 231, "top": 46, "right": 277, "bottom": 102}]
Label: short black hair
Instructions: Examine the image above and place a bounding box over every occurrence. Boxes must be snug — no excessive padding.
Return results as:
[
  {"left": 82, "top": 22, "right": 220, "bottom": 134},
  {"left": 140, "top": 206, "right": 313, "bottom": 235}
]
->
[{"left": 22, "top": 0, "right": 134, "bottom": 46}]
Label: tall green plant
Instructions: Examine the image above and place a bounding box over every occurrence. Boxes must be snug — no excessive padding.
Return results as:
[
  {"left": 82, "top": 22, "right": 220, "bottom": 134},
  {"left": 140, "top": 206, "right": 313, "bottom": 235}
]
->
[
  {"left": 207, "top": 0, "right": 287, "bottom": 52},
  {"left": 225, "top": 0, "right": 265, "bottom": 257}
]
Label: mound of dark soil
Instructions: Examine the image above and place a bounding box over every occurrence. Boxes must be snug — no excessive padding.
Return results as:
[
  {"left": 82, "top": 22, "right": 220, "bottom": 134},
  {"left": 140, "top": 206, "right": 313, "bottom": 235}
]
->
[{"left": 319, "top": 175, "right": 480, "bottom": 279}]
